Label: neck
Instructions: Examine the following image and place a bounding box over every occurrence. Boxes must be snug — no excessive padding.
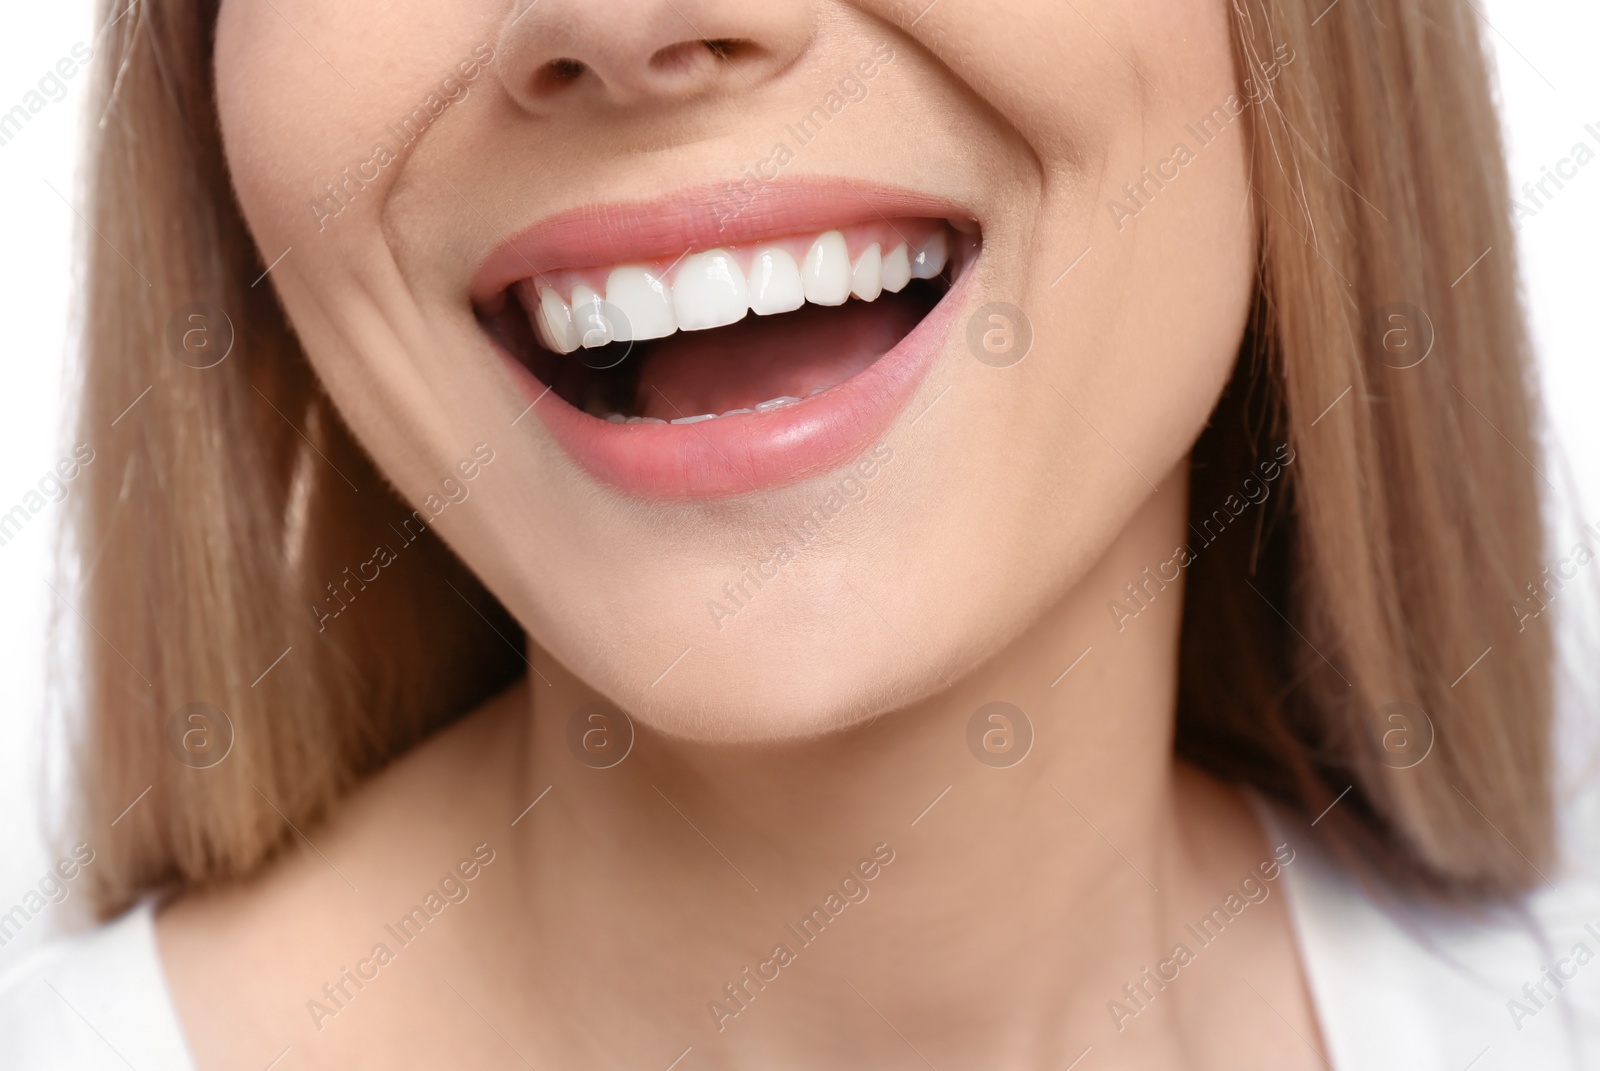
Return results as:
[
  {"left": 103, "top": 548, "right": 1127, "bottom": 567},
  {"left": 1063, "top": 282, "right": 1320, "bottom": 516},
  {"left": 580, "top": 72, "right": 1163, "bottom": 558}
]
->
[{"left": 495, "top": 482, "right": 1266, "bottom": 1066}]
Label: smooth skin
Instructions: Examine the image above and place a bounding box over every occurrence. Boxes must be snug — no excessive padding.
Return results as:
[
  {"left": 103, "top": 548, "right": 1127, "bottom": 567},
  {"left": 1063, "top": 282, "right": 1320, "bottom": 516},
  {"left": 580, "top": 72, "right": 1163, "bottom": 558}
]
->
[{"left": 158, "top": 0, "right": 1326, "bottom": 1067}]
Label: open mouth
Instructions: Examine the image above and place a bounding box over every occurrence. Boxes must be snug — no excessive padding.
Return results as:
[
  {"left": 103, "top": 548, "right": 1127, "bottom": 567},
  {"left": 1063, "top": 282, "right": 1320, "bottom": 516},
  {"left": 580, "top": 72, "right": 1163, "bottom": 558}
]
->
[{"left": 474, "top": 182, "right": 980, "bottom": 498}]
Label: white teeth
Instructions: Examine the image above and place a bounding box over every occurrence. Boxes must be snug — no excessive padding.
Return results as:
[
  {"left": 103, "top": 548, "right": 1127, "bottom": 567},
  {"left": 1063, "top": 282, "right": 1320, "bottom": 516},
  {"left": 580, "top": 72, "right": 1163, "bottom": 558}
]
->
[
  {"left": 606, "top": 393, "right": 829, "bottom": 426},
  {"left": 570, "top": 284, "right": 614, "bottom": 347},
  {"left": 605, "top": 266, "right": 677, "bottom": 341},
  {"left": 851, "top": 243, "right": 883, "bottom": 302},
  {"left": 755, "top": 395, "right": 803, "bottom": 412},
  {"left": 801, "top": 230, "right": 852, "bottom": 306},
  {"left": 673, "top": 250, "right": 750, "bottom": 331},
  {"left": 881, "top": 244, "right": 911, "bottom": 292},
  {"left": 748, "top": 247, "right": 805, "bottom": 316},
  {"left": 910, "top": 230, "right": 948, "bottom": 279},
  {"left": 528, "top": 225, "right": 962, "bottom": 355},
  {"left": 537, "top": 287, "right": 580, "bottom": 354}
]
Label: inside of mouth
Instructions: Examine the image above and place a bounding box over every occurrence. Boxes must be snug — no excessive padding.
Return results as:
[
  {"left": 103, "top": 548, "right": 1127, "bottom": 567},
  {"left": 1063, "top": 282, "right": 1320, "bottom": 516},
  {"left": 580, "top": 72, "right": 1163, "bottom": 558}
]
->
[{"left": 484, "top": 222, "right": 963, "bottom": 424}]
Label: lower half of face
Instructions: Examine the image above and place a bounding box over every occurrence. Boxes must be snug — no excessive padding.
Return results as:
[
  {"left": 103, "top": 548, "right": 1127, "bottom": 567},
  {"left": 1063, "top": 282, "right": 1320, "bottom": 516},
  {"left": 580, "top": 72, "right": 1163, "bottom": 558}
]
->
[{"left": 215, "top": 0, "right": 1256, "bottom": 740}]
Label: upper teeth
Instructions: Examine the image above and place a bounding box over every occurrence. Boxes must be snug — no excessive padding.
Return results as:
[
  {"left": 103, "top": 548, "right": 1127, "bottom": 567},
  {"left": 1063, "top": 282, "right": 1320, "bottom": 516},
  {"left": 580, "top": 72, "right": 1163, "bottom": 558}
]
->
[{"left": 524, "top": 228, "right": 949, "bottom": 354}]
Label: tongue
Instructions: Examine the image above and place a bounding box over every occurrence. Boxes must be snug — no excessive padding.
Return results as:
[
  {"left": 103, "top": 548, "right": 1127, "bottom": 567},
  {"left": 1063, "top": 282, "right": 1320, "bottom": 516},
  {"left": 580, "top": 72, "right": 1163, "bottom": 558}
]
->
[{"left": 632, "top": 293, "right": 926, "bottom": 420}]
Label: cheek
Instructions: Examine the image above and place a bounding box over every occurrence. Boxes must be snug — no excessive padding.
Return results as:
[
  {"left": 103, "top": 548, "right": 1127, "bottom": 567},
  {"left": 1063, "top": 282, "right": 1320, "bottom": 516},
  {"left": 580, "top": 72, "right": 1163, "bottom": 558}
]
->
[
  {"left": 214, "top": 0, "right": 500, "bottom": 252},
  {"left": 1046, "top": 0, "right": 1255, "bottom": 470},
  {"left": 213, "top": 0, "right": 513, "bottom": 516},
  {"left": 919, "top": 0, "right": 1255, "bottom": 479}
]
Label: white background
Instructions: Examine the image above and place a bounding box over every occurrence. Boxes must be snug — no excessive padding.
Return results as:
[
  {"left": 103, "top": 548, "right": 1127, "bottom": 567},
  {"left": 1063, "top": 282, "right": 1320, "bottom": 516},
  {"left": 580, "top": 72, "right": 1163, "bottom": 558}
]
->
[{"left": 0, "top": 2, "right": 1596, "bottom": 969}]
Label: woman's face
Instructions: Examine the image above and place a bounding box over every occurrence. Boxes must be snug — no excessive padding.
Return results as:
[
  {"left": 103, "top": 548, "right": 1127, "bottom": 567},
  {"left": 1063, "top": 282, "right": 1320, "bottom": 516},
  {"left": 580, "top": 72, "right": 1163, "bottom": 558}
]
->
[{"left": 214, "top": 0, "right": 1256, "bottom": 740}]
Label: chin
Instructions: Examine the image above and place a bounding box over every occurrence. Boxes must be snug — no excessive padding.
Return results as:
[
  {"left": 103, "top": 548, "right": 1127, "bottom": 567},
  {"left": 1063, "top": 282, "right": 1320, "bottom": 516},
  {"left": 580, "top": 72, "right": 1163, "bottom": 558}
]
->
[{"left": 575, "top": 623, "right": 952, "bottom": 746}]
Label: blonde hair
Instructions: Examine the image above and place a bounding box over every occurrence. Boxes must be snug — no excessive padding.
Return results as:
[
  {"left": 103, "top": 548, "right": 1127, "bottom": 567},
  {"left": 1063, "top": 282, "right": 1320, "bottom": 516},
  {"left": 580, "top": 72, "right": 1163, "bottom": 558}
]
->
[{"left": 67, "top": 0, "right": 1551, "bottom": 917}]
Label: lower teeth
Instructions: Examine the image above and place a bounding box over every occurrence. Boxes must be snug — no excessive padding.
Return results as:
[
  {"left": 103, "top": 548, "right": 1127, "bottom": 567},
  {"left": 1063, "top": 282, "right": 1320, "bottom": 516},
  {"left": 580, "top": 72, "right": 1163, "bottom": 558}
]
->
[
  {"left": 755, "top": 396, "right": 802, "bottom": 412},
  {"left": 604, "top": 385, "right": 839, "bottom": 425}
]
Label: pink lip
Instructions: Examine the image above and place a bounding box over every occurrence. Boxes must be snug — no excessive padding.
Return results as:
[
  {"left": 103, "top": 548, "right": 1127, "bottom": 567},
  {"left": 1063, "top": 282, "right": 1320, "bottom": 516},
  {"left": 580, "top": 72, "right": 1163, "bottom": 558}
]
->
[{"left": 476, "top": 178, "right": 977, "bottom": 500}]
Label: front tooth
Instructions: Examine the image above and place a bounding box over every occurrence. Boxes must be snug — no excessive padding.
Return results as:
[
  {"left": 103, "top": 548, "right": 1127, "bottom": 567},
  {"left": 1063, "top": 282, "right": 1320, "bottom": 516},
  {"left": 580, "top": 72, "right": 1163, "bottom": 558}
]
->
[
  {"left": 673, "top": 250, "right": 750, "bottom": 331},
  {"left": 606, "top": 266, "right": 676, "bottom": 341},
  {"left": 801, "top": 230, "right": 851, "bottom": 306},
  {"left": 748, "top": 248, "right": 805, "bottom": 316},
  {"left": 537, "top": 287, "right": 580, "bottom": 354},
  {"left": 910, "top": 230, "right": 948, "bottom": 279},
  {"left": 570, "top": 284, "right": 613, "bottom": 347},
  {"left": 851, "top": 243, "right": 883, "bottom": 301},
  {"left": 881, "top": 244, "right": 912, "bottom": 292},
  {"left": 670, "top": 413, "right": 718, "bottom": 424}
]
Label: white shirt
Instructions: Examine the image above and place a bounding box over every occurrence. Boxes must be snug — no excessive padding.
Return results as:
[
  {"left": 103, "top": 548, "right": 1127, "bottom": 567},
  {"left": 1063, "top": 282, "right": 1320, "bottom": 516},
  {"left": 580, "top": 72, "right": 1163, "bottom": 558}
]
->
[
  {"left": 1270, "top": 809, "right": 1600, "bottom": 1070},
  {"left": 0, "top": 900, "right": 194, "bottom": 1070},
  {"left": 3, "top": 816, "right": 1597, "bottom": 1070}
]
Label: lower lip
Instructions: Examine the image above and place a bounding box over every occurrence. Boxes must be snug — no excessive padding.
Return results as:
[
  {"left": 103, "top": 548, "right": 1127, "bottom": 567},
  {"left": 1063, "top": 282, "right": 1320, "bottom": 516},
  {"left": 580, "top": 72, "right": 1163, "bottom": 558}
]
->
[{"left": 499, "top": 270, "right": 972, "bottom": 500}]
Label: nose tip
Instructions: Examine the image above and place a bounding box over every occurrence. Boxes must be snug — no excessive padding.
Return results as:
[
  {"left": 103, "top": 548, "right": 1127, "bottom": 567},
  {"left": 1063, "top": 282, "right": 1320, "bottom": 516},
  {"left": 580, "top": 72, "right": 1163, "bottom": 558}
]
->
[{"left": 496, "top": 0, "right": 813, "bottom": 112}]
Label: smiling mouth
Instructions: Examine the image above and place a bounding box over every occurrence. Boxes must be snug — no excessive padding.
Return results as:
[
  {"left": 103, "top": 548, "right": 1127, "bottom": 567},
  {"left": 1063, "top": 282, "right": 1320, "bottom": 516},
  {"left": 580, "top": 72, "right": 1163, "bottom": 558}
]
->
[
  {"left": 472, "top": 181, "right": 980, "bottom": 498},
  {"left": 481, "top": 217, "right": 967, "bottom": 424}
]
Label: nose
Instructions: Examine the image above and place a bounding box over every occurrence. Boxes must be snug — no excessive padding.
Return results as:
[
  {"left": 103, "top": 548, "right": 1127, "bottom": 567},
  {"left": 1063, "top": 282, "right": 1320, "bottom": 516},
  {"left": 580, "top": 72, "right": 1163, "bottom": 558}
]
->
[{"left": 495, "top": 0, "right": 813, "bottom": 113}]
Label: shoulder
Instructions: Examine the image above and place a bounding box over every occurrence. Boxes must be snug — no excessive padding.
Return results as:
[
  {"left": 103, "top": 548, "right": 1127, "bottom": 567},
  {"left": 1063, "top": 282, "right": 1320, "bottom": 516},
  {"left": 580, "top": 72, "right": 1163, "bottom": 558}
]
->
[
  {"left": 0, "top": 901, "right": 196, "bottom": 1071},
  {"left": 1260, "top": 799, "right": 1600, "bottom": 1071}
]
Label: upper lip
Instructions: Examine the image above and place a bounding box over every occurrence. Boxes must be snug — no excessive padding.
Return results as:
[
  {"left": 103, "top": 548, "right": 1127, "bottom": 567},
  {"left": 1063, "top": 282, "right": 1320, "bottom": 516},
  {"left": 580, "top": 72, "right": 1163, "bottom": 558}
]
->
[{"left": 469, "top": 176, "right": 975, "bottom": 305}]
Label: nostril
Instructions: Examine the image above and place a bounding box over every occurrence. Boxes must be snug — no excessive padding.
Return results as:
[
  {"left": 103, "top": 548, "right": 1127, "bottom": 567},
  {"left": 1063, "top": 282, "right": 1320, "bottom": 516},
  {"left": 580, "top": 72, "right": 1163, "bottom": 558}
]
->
[
  {"left": 648, "top": 40, "right": 709, "bottom": 78},
  {"left": 702, "top": 39, "right": 747, "bottom": 60},
  {"left": 648, "top": 38, "right": 758, "bottom": 79},
  {"left": 532, "top": 57, "right": 587, "bottom": 94}
]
